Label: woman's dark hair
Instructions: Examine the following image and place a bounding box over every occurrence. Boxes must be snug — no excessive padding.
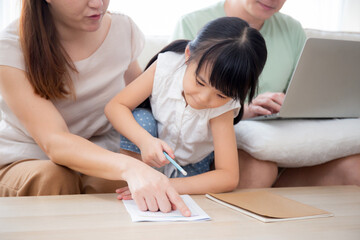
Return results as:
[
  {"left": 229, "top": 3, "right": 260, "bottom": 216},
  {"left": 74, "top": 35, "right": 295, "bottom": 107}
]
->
[
  {"left": 142, "top": 17, "right": 267, "bottom": 124},
  {"left": 19, "top": 0, "right": 76, "bottom": 100}
]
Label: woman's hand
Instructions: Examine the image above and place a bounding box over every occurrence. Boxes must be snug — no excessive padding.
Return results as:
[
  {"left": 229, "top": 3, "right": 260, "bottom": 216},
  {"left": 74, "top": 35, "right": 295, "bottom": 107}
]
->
[
  {"left": 243, "top": 92, "right": 285, "bottom": 119},
  {"left": 116, "top": 186, "right": 132, "bottom": 200},
  {"left": 121, "top": 160, "right": 191, "bottom": 216},
  {"left": 139, "top": 137, "right": 175, "bottom": 168}
]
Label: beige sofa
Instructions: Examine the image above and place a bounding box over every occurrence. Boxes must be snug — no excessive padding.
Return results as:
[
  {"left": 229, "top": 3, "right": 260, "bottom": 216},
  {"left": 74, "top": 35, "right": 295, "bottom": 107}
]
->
[
  {"left": 138, "top": 29, "right": 360, "bottom": 70},
  {"left": 0, "top": 30, "right": 358, "bottom": 122}
]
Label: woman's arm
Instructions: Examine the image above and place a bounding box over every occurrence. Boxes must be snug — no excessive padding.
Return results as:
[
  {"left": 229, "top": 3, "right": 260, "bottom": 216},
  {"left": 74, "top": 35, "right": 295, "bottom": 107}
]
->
[
  {"left": 169, "top": 110, "right": 239, "bottom": 194},
  {"left": 105, "top": 62, "right": 172, "bottom": 167},
  {"left": 0, "top": 66, "right": 190, "bottom": 216},
  {"left": 124, "top": 60, "right": 143, "bottom": 86},
  {"left": 0, "top": 66, "right": 119, "bottom": 178}
]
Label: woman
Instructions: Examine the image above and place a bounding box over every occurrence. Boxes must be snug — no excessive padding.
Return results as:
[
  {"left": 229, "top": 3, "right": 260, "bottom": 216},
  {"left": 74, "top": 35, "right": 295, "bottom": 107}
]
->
[
  {"left": 170, "top": 0, "right": 360, "bottom": 187},
  {"left": 0, "top": 0, "right": 190, "bottom": 216}
]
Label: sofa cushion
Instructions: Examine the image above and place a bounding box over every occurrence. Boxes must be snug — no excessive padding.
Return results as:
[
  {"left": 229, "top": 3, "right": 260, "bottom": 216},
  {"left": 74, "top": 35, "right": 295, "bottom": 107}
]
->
[
  {"left": 234, "top": 118, "right": 360, "bottom": 167},
  {"left": 138, "top": 36, "right": 169, "bottom": 70}
]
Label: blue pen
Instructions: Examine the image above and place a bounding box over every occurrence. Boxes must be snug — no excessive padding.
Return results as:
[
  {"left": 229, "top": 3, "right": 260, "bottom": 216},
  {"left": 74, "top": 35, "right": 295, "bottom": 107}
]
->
[{"left": 163, "top": 152, "right": 188, "bottom": 176}]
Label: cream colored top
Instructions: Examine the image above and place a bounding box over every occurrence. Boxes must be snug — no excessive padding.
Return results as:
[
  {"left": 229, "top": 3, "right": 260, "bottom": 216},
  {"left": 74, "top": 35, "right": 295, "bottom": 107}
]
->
[
  {"left": 151, "top": 52, "right": 240, "bottom": 176},
  {"left": 0, "top": 13, "right": 144, "bottom": 166}
]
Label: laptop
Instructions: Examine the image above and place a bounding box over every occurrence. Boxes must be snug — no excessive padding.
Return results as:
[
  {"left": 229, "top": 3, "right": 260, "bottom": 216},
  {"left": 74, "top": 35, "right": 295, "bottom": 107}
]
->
[{"left": 251, "top": 37, "right": 360, "bottom": 120}]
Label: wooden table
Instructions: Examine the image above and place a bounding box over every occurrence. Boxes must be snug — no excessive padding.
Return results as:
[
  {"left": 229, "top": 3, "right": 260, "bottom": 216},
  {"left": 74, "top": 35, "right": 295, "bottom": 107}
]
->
[{"left": 1, "top": 185, "right": 359, "bottom": 240}]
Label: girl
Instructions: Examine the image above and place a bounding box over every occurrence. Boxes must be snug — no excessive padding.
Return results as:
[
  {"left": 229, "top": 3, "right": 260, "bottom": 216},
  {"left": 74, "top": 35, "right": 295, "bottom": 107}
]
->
[{"left": 105, "top": 17, "right": 267, "bottom": 195}]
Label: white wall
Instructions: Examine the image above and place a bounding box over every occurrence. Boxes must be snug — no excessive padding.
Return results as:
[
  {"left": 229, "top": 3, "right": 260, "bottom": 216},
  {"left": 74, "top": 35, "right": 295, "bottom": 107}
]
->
[
  {"left": 1, "top": 0, "right": 359, "bottom": 34},
  {"left": 108, "top": 0, "right": 219, "bottom": 36},
  {"left": 0, "top": 0, "right": 21, "bottom": 30},
  {"left": 282, "top": 0, "right": 360, "bottom": 32},
  {"left": 108, "top": 0, "right": 360, "bottom": 35}
]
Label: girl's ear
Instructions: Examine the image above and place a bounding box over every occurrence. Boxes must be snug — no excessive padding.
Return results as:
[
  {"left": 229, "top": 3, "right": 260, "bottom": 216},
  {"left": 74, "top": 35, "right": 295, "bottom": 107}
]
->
[{"left": 185, "top": 45, "right": 191, "bottom": 62}]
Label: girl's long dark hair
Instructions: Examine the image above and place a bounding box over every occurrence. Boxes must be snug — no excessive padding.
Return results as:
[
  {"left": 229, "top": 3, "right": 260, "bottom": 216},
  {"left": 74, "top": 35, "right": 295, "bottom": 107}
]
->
[{"left": 141, "top": 17, "right": 267, "bottom": 124}]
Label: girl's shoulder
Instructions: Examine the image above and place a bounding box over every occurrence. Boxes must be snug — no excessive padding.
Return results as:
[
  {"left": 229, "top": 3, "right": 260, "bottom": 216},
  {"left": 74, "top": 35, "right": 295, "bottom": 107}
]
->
[
  {"left": 155, "top": 51, "right": 185, "bottom": 76},
  {"left": 209, "top": 100, "right": 241, "bottom": 120},
  {"left": 152, "top": 52, "right": 186, "bottom": 100},
  {"left": 158, "top": 51, "right": 185, "bottom": 65}
]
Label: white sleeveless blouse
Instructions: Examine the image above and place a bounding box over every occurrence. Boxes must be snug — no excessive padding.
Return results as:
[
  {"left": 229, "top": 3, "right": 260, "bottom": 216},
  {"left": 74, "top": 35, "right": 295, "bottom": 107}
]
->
[{"left": 150, "top": 52, "right": 240, "bottom": 175}]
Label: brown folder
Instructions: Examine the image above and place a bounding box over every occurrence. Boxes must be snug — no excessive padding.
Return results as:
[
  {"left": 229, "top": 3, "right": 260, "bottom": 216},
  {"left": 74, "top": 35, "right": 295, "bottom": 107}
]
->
[{"left": 206, "top": 191, "right": 333, "bottom": 222}]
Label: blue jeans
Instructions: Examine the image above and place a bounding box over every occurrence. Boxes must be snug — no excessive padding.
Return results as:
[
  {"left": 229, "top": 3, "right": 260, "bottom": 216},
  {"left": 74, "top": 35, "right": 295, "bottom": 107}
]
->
[
  {"left": 120, "top": 108, "right": 214, "bottom": 178},
  {"left": 120, "top": 108, "right": 157, "bottom": 153}
]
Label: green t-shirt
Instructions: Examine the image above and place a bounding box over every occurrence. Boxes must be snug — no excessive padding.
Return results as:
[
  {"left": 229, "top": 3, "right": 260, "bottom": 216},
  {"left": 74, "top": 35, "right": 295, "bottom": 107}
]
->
[{"left": 170, "top": 1, "right": 307, "bottom": 95}]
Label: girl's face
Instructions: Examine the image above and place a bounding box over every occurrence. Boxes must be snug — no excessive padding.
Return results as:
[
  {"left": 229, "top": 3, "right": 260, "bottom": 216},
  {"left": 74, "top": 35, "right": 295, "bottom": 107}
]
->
[
  {"left": 183, "top": 60, "right": 232, "bottom": 110},
  {"left": 46, "top": 0, "right": 110, "bottom": 32}
]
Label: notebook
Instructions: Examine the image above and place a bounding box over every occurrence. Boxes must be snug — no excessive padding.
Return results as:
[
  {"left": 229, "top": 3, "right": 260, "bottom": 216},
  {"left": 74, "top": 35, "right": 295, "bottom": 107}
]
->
[
  {"left": 206, "top": 191, "right": 333, "bottom": 223},
  {"left": 251, "top": 38, "right": 360, "bottom": 120}
]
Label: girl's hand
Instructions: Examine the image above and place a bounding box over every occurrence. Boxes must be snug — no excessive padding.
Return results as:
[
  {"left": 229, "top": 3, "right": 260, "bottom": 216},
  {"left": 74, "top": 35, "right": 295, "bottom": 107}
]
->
[
  {"left": 121, "top": 160, "right": 191, "bottom": 216},
  {"left": 243, "top": 92, "right": 285, "bottom": 119},
  {"left": 139, "top": 137, "right": 175, "bottom": 168}
]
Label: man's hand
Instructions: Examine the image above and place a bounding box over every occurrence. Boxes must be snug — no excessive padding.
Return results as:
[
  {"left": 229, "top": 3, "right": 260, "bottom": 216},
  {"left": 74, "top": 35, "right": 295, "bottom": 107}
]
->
[{"left": 243, "top": 92, "right": 285, "bottom": 119}]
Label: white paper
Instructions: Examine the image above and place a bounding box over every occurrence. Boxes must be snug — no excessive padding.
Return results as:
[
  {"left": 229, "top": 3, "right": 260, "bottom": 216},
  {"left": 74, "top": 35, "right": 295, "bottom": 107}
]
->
[{"left": 123, "top": 195, "right": 211, "bottom": 222}]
